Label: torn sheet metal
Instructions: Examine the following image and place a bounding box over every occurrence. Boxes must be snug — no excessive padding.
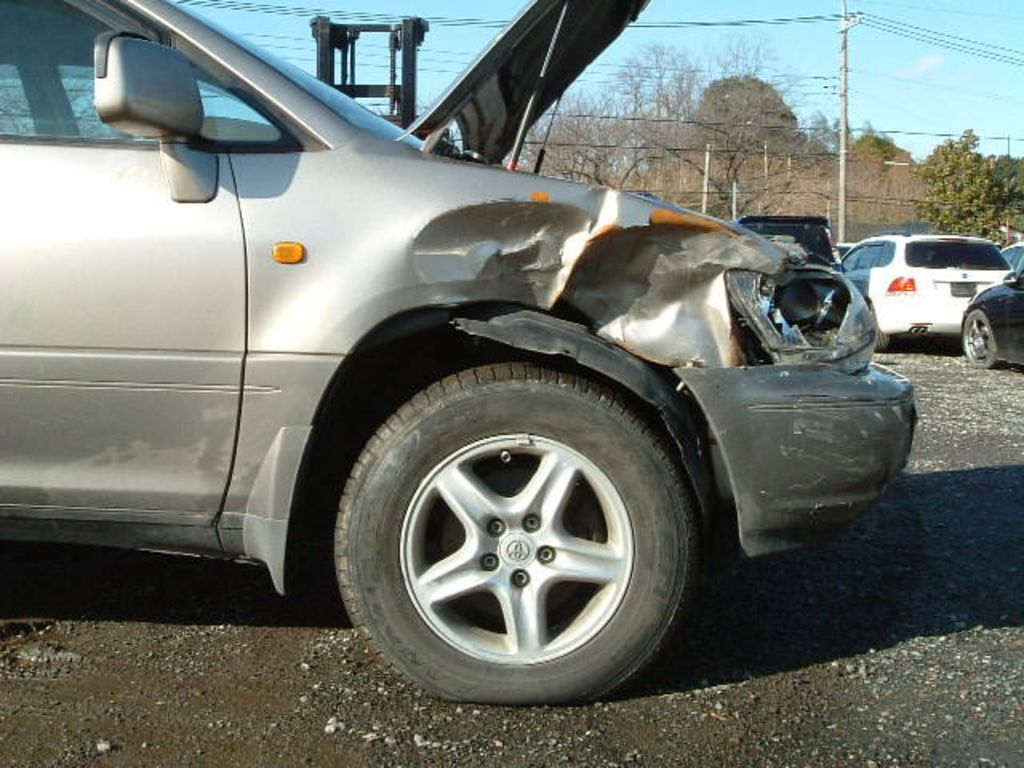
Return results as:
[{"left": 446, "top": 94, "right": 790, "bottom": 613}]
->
[
  {"left": 409, "top": 188, "right": 790, "bottom": 368},
  {"left": 559, "top": 222, "right": 784, "bottom": 367}
]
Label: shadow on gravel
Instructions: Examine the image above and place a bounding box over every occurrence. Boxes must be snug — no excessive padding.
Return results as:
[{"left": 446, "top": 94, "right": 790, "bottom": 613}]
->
[
  {"left": 883, "top": 336, "right": 962, "bottom": 357},
  {"left": 1, "top": 466, "right": 1021, "bottom": 688},
  {"left": 635, "top": 464, "right": 1024, "bottom": 697},
  {"left": 0, "top": 541, "right": 349, "bottom": 631}
]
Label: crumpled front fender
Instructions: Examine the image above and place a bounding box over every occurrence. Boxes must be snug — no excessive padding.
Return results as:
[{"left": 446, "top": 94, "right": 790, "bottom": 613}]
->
[{"left": 409, "top": 187, "right": 787, "bottom": 369}]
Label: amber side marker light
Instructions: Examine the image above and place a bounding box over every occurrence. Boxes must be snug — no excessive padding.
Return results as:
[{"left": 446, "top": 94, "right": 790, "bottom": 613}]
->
[
  {"left": 273, "top": 242, "right": 307, "bottom": 264},
  {"left": 531, "top": 191, "right": 551, "bottom": 203},
  {"left": 649, "top": 208, "right": 725, "bottom": 233}
]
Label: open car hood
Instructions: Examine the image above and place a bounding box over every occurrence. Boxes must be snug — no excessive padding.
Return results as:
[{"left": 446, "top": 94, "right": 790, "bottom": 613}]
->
[{"left": 407, "top": 0, "right": 649, "bottom": 165}]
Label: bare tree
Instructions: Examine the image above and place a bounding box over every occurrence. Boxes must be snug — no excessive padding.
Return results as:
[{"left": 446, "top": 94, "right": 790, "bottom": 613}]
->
[
  {"left": 528, "top": 37, "right": 924, "bottom": 230},
  {"left": 532, "top": 91, "right": 641, "bottom": 188}
]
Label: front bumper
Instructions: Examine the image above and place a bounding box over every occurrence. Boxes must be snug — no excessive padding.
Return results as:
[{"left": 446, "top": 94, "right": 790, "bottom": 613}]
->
[{"left": 676, "top": 363, "right": 915, "bottom": 556}]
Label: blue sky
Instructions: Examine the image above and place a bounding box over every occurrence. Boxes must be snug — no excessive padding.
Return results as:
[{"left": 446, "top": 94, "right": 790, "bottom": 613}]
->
[{"left": 175, "top": 0, "right": 1023, "bottom": 161}]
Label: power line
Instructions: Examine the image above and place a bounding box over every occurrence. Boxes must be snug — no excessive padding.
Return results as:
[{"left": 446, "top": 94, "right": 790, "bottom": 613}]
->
[
  {"left": 524, "top": 140, "right": 839, "bottom": 159},
  {"left": 529, "top": 112, "right": 1024, "bottom": 146},
  {"left": 238, "top": 29, "right": 837, "bottom": 86},
  {"left": 852, "top": 0, "right": 1024, "bottom": 23},
  {"left": 170, "top": 1, "right": 1024, "bottom": 150},
  {"left": 631, "top": 15, "right": 843, "bottom": 30},
  {"left": 177, "top": 0, "right": 507, "bottom": 27},
  {"left": 176, "top": 2, "right": 843, "bottom": 32},
  {"left": 866, "top": 14, "right": 1024, "bottom": 59},
  {"left": 860, "top": 16, "right": 1024, "bottom": 68},
  {"left": 179, "top": 0, "right": 1024, "bottom": 73},
  {"left": 851, "top": 68, "right": 1009, "bottom": 105}
]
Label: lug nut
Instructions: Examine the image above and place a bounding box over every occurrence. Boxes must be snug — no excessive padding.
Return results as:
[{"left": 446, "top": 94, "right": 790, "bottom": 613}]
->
[
  {"left": 537, "top": 546, "right": 555, "bottom": 564},
  {"left": 480, "top": 553, "right": 499, "bottom": 571},
  {"left": 510, "top": 569, "right": 530, "bottom": 588},
  {"left": 499, "top": 450, "right": 512, "bottom": 464},
  {"left": 487, "top": 519, "right": 506, "bottom": 536},
  {"left": 523, "top": 515, "right": 541, "bottom": 533}
]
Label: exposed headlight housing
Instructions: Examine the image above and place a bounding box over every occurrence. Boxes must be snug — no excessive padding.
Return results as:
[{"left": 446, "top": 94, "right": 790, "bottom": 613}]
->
[{"left": 726, "top": 267, "right": 876, "bottom": 372}]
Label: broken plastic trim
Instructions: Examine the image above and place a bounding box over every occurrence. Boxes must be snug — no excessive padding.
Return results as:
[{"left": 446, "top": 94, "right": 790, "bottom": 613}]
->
[{"left": 726, "top": 267, "right": 876, "bottom": 372}]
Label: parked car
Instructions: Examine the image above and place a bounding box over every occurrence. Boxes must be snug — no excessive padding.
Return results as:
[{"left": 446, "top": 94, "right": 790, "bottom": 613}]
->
[
  {"left": 962, "top": 258, "right": 1024, "bottom": 368},
  {"left": 842, "top": 235, "right": 1010, "bottom": 350},
  {"left": 0, "top": 0, "right": 916, "bottom": 704},
  {"left": 1002, "top": 243, "right": 1024, "bottom": 273},
  {"left": 735, "top": 215, "right": 841, "bottom": 269}
]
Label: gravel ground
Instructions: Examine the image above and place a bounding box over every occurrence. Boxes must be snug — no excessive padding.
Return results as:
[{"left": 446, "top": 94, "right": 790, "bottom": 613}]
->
[{"left": 1, "top": 342, "right": 1022, "bottom": 767}]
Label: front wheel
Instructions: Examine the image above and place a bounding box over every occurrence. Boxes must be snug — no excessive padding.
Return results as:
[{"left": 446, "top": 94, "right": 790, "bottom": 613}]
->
[
  {"left": 335, "top": 363, "right": 698, "bottom": 704},
  {"left": 870, "top": 306, "right": 890, "bottom": 352},
  {"left": 962, "top": 310, "right": 999, "bottom": 368}
]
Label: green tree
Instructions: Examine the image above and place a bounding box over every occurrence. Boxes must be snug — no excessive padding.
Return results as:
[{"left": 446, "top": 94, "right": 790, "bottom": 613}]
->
[
  {"left": 916, "top": 130, "right": 1013, "bottom": 239},
  {"left": 991, "top": 154, "right": 1024, "bottom": 231},
  {"left": 852, "top": 124, "right": 908, "bottom": 163},
  {"left": 691, "top": 75, "right": 803, "bottom": 217}
]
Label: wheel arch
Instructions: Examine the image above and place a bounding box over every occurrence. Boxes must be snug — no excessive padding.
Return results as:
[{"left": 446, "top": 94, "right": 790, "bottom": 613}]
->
[{"left": 275, "top": 304, "right": 725, "bottom": 598}]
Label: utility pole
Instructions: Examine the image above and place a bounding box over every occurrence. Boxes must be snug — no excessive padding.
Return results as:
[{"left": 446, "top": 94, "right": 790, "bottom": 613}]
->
[
  {"left": 762, "top": 141, "right": 768, "bottom": 212},
  {"left": 839, "top": 2, "right": 860, "bottom": 242},
  {"left": 1007, "top": 135, "right": 1013, "bottom": 244},
  {"left": 702, "top": 143, "right": 713, "bottom": 214}
]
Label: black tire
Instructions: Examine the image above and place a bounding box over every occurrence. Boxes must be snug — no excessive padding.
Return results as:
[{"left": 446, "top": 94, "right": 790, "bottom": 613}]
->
[
  {"left": 962, "top": 309, "right": 999, "bottom": 369},
  {"left": 871, "top": 306, "right": 890, "bottom": 352},
  {"left": 336, "top": 363, "right": 698, "bottom": 704},
  {"left": 874, "top": 327, "right": 890, "bottom": 353}
]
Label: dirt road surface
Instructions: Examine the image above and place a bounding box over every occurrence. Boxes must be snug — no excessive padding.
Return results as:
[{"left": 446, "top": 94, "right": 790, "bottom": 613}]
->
[{"left": 1, "top": 345, "right": 1022, "bottom": 767}]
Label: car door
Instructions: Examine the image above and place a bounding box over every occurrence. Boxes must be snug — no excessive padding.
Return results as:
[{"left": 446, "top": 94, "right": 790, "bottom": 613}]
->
[
  {"left": 1002, "top": 245, "right": 1024, "bottom": 273},
  {"left": 843, "top": 243, "right": 877, "bottom": 298},
  {"left": 1005, "top": 267, "right": 1024, "bottom": 361},
  {"left": 0, "top": 0, "right": 245, "bottom": 526}
]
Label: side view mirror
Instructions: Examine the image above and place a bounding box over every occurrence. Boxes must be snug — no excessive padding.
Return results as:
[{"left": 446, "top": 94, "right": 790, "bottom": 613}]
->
[
  {"left": 94, "top": 34, "right": 217, "bottom": 203},
  {"left": 1004, "top": 272, "right": 1023, "bottom": 287},
  {"left": 95, "top": 34, "right": 203, "bottom": 139}
]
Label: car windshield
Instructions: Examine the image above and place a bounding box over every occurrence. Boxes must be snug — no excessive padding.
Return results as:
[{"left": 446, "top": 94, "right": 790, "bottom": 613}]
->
[
  {"left": 176, "top": 4, "right": 420, "bottom": 146},
  {"left": 741, "top": 222, "right": 834, "bottom": 265},
  {"left": 905, "top": 241, "right": 1008, "bottom": 270}
]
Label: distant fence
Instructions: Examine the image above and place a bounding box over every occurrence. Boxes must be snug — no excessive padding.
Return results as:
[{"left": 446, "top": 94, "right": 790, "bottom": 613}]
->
[{"left": 845, "top": 221, "right": 932, "bottom": 242}]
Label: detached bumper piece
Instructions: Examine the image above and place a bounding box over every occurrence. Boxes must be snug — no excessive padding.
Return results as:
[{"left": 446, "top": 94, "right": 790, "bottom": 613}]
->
[{"left": 677, "top": 364, "right": 915, "bottom": 556}]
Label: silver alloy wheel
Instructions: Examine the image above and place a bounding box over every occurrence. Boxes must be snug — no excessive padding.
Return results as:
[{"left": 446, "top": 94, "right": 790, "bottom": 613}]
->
[
  {"left": 400, "top": 434, "right": 634, "bottom": 664},
  {"left": 964, "top": 314, "right": 992, "bottom": 362}
]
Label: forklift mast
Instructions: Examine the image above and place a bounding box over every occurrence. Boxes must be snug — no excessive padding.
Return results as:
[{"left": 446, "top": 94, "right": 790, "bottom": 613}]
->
[{"left": 310, "top": 15, "right": 429, "bottom": 128}]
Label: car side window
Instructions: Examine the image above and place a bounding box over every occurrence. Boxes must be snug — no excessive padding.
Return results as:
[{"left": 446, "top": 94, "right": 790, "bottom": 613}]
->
[
  {"left": 844, "top": 246, "right": 865, "bottom": 271},
  {"left": 876, "top": 241, "right": 896, "bottom": 268},
  {"left": 194, "top": 72, "right": 282, "bottom": 144},
  {"left": 1006, "top": 246, "right": 1024, "bottom": 273},
  {"left": 847, "top": 244, "right": 882, "bottom": 271},
  {"left": 0, "top": 0, "right": 141, "bottom": 141},
  {"left": 865, "top": 244, "right": 883, "bottom": 269}
]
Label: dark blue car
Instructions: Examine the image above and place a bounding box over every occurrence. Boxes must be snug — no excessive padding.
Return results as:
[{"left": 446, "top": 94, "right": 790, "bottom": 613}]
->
[{"left": 962, "top": 258, "right": 1024, "bottom": 368}]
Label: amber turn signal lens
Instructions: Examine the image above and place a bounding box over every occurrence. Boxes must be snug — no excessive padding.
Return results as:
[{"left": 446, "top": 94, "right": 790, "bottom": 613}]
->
[
  {"left": 273, "top": 242, "right": 306, "bottom": 264},
  {"left": 530, "top": 191, "right": 551, "bottom": 203},
  {"left": 649, "top": 208, "right": 725, "bottom": 233}
]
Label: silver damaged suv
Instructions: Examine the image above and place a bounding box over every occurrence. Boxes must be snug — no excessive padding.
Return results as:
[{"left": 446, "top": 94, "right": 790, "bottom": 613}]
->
[{"left": 0, "top": 0, "right": 915, "bottom": 704}]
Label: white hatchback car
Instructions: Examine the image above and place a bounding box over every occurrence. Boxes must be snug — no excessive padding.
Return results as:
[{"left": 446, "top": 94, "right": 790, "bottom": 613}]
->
[{"left": 842, "top": 235, "right": 1010, "bottom": 349}]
